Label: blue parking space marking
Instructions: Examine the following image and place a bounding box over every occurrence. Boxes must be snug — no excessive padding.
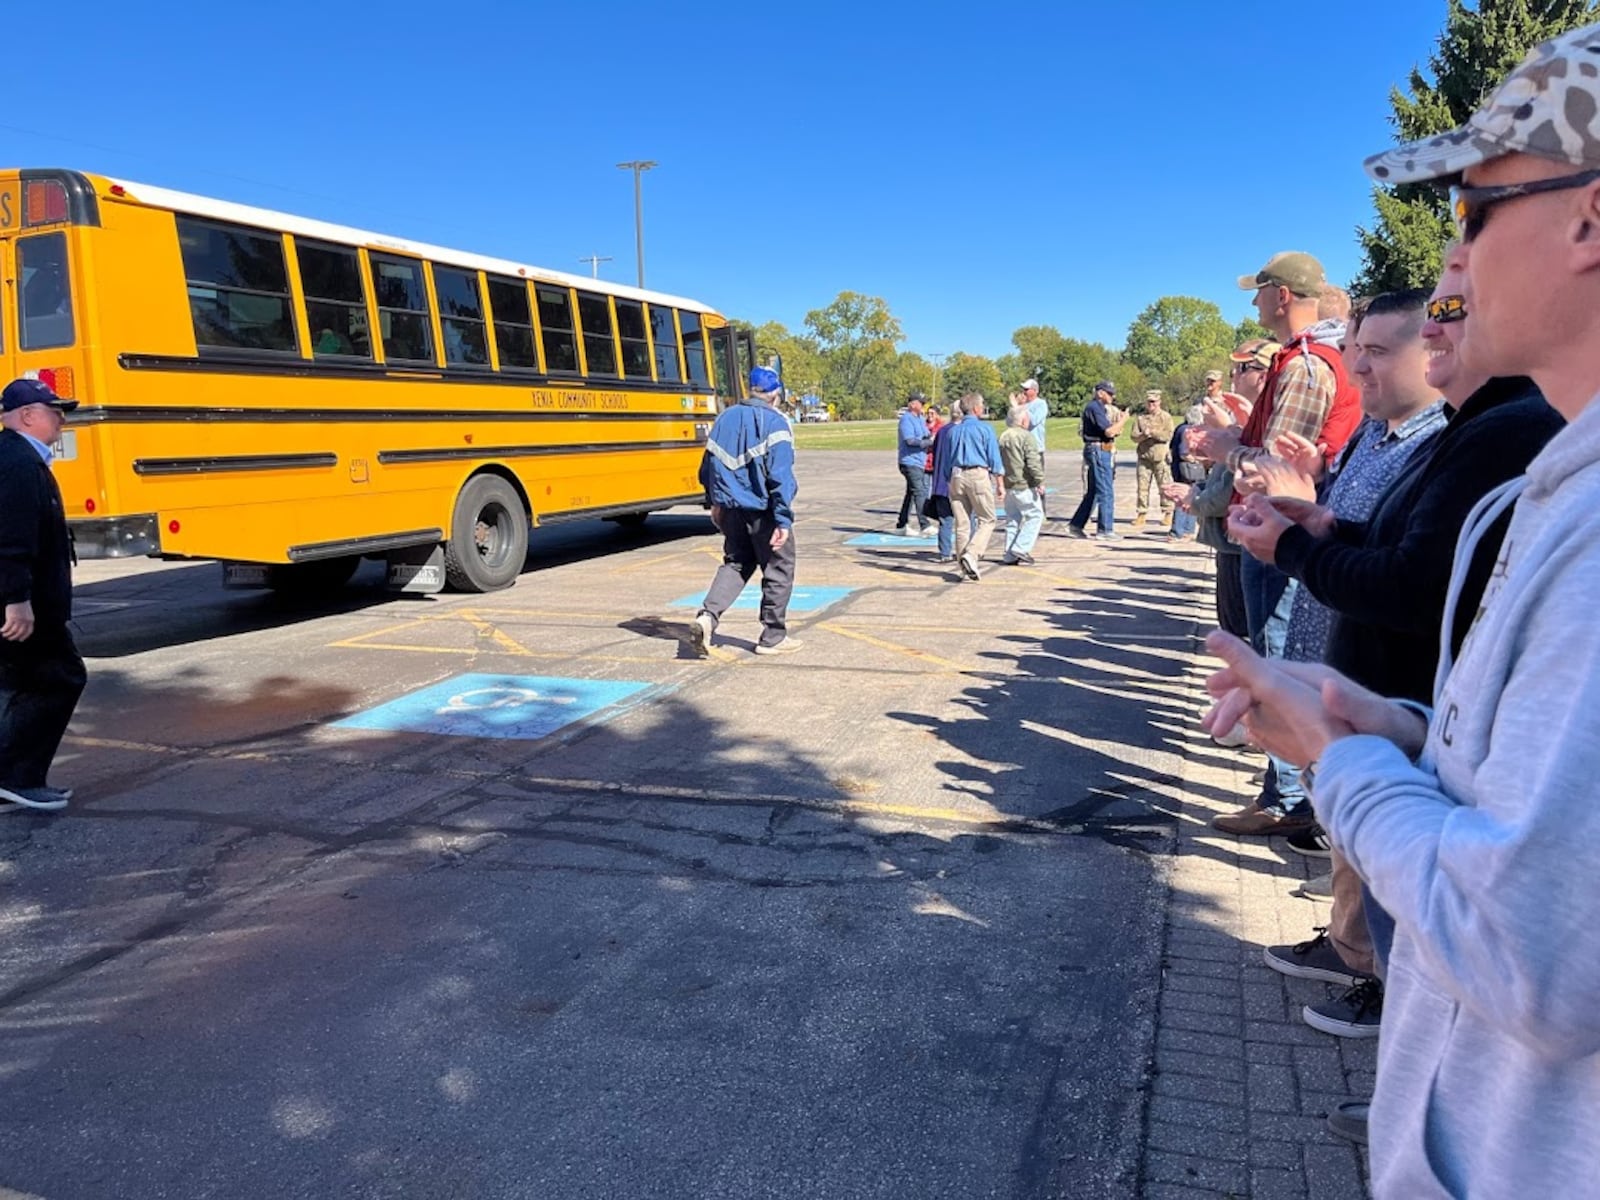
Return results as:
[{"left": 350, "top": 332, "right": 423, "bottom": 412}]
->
[
  {"left": 845, "top": 532, "right": 936, "bottom": 547},
  {"left": 669, "top": 585, "right": 854, "bottom": 614},
  {"left": 334, "top": 673, "right": 654, "bottom": 741}
]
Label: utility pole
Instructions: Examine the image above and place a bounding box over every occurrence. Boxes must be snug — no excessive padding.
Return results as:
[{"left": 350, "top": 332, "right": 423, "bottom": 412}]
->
[
  {"left": 928, "top": 352, "right": 947, "bottom": 405},
  {"left": 578, "top": 255, "right": 612, "bottom": 279},
  {"left": 615, "top": 160, "right": 657, "bottom": 288}
]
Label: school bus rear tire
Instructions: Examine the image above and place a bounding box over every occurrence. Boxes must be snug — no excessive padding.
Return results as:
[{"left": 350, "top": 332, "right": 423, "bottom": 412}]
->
[{"left": 444, "top": 474, "right": 529, "bottom": 592}]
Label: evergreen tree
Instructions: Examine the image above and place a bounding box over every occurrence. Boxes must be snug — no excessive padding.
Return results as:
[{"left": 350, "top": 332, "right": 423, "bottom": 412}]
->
[{"left": 1355, "top": 0, "right": 1598, "bottom": 294}]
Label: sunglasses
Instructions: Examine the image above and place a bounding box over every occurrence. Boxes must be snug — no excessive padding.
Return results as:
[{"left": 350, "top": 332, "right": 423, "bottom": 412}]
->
[
  {"left": 1230, "top": 362, "right": 1265, "bottom": 374},
  {"left": 1427, "top": 295, "right": 1467, "bottom": 324},
  {"left": 1451, "top": 167, "right": 1600, "bottom": 242}
]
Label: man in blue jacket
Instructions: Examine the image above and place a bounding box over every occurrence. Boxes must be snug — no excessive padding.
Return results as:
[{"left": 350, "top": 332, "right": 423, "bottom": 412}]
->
[
  {"left": 693, "top": 367, "right": 802, "bottom": 656},
  {"left": 894, "top": 391, "right": 934, "bottom": 536}
]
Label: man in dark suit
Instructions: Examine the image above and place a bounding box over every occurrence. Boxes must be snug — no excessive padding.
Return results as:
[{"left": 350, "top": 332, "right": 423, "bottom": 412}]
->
[{"left": 0, "top": 377, "right": 84, "bottom": 812}]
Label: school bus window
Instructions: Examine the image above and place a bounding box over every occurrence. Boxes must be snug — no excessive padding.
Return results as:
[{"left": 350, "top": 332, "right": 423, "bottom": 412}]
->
[
  {"left": 649, "top": 304, "right": 681, "bottom": 383},
  {"left": 536, "top": 285, "right": 579, "bottom": 373},
  {"left": 298, "top": 241, "right": 371, "bottom": 359},
  {"left": 486, "top": 275, "right": 536, "bottom": 369},
  {"left": 614, "top": 298, "right": 652, "bottom": 380},
  {"left": 433, "top": 265, "right": 488, "bottom": 367},
  {"left": 680, "top": 310, "right": 708, "bottom": 387},
  {"left": 576, "top": 292, "right": 618, "bottom": 377},
  {"left": 711, "top": 327, "right": 737, "bottom": 398},
  {"left": 175, "top": 217, "right": 296, "bottom": 354},
  {"left": 17, "top": 232, "right": 75, "bottom": 351},
  {"left": 370, "top": 255, "right": 434, "bottom": 364}
]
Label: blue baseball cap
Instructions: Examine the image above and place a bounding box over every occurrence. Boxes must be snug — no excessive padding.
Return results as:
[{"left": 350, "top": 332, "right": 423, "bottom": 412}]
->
[
  {"left": 1, "top": 377, "right": 77, "bottom": 414},
  {"left": 1094, "top": 380, "right": 1116, "bottom": 395},
  {"left": 749, "top": 366, "right": 781, "bottom": 393}
]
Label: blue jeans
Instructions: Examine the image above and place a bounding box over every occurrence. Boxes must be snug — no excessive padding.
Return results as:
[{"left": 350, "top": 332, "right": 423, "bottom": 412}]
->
[
  {"left": 1171, "top": 507, "right": 1197, "bottom": 538},
  {"left": 896, "top": 463, "right": 931, "bottom": 530},
  {"left": 1070, "top": 446, "right": 1115, "bottom": 532},
  {"left": 1240, "top": 555, "right": 1291, "bottom": 655},
  {"left": 1003, "top": 487, "right": 1044, "bottom": 556},
  {"left": 1256, "top": 572, "right": 1306, "bottom": 813}
]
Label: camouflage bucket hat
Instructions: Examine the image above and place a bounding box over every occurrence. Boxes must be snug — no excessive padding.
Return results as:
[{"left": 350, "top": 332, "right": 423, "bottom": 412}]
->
[{"left": 1365, "top": 21, "right": 1600, "bottom": 184}]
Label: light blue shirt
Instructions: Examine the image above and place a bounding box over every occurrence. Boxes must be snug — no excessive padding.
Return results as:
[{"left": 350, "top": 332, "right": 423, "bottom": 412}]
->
[
  {"left": 1025, "top": 396, "right": 1048, "bottom": 453},
  {"left": 19, "top": 430, "right": 53, "bottom": 464}
]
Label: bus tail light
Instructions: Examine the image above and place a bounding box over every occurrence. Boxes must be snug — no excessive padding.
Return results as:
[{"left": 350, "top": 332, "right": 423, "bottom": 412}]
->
[
  {"left": 85, "top": 499, "right": 96, "bottom": 513},
  {"left": 23, "top": 179, "right": 68, "bottom": 227},
  {"left": 168, "top": 520, "right": 181, "bottom": 534},
  {"left": 36, "top": 367, "right": 74, "bottom": 398}
]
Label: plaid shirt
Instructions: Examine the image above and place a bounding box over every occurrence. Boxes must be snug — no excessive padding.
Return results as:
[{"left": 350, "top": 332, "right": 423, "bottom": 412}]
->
[{"left": 1228, "top": 343, "right": 1337, "bottom": 470}]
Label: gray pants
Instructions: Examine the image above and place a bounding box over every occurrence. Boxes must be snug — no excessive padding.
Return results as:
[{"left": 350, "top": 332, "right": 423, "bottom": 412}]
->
[{"left": 700, "top": 509, "right": 796, "bottom": 648}]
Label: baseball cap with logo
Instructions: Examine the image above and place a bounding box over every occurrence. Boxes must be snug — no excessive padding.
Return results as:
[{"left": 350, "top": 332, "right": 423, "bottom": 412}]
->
[
  {"left": 1237, "top": 252, "right": 1327, "bottom": 298},
  {"left": 1365, "top": 22, "right": 1600, "bottom": 185},
  {"left": 1, "top": 377, "right": 77, "bottom": 414},
  {"left": 1230, "top": 340, "right": 1283, "bottom": 370}
]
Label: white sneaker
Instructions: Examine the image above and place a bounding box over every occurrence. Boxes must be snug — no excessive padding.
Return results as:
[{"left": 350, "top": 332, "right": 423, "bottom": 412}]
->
[
  {"left": 1211, "top": 720, "right": 1251, "bottom": 748},
  {"left": 754, "top": 637, "right": 803, "bottom": 656},
  {"left": 691, "top": 612, "right": 715, "bottom": 656},
  {"left": 915, "top": 526, "right": 938, "bottom": 538}
]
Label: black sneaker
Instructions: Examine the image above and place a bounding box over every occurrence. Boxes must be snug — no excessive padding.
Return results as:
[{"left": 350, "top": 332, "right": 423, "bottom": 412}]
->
[
  {"left": 1327, "top": 1101, "right": 1370, "bottom": 1145},
  {"left": 1262, "top": 928, "right": 1363, "bottom": 987},
  {"left": 1286, "top": 823, "right": 1332, "bottom": 858},
  {"left": 1304, "top": 978, "right": 1383, "bottom": 1038}
]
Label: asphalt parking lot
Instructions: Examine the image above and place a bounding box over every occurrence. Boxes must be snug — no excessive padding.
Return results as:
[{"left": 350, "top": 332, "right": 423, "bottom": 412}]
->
[{"left": 0, "top": 451, "right": 1220, "bottom": 1200}]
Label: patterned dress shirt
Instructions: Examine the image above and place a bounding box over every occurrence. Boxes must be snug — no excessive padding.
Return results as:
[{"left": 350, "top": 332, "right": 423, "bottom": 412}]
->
[{"left": 1282, "top": 403, "right": 1448, "bottom": 663}]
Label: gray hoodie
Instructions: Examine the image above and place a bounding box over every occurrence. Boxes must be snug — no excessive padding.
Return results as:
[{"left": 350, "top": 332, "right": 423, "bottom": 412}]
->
[{"left": 1312, "top": 393, "right": 1600, "bottom": 1198}]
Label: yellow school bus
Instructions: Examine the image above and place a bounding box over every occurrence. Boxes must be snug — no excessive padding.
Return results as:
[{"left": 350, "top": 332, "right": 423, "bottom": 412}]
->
[{"left": 0, "top": 168, "right": 755, "bottom": 592}]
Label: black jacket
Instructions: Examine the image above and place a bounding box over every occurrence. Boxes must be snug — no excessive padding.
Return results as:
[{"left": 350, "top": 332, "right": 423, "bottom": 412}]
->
[
  {"left": 0, "top": 428, "right": 73, "bottom": 632},
  {"left": 1273, "top": 377, "right": 1563, "bottom": 702}
]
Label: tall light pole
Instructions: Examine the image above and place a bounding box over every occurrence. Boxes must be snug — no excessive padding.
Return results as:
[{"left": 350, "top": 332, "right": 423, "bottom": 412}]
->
[
  {"left": 578, "top": 254, "right": 612, "bottom": 278},
  {"left": 928, "top": 352, "right": 947, "bottom": 405},
  {"left": 615, "top": 160, "right": 657, "bottom": 287}
]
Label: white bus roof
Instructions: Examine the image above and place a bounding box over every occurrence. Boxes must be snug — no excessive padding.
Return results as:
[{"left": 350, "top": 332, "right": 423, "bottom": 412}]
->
[{"left": 102, "top": 176, "right": 715, "bottom": 315}]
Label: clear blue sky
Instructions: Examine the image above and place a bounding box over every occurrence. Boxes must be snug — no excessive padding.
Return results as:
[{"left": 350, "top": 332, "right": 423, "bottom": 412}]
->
[{"left": 8, "top": 1, "right": 1443, "bottom": 362}]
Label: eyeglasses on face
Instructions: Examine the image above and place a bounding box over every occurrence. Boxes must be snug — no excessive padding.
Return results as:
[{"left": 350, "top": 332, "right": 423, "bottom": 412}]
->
[
  {"left": 1427, "top": 295, "right": 1467, "bottom": 324},
  {"left": 1230, "top": 362, "right": 1265, "bottom": 375},
  {"left": 1451, "top": 167, "right": 1600, "bottom": 242}
]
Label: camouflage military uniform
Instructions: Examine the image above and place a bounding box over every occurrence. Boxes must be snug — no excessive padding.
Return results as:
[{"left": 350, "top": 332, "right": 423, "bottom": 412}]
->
[{"left": 1133, "top": 404, "right": 1175, "bottom": 523}]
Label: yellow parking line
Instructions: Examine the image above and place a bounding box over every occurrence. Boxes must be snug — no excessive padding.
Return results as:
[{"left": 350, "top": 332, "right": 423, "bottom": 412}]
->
[
  {"left": 816, "top": 622, "right": 967, "bottom": 672},
  {"left": 458, "top": 608, "right": 536, "bottom": 657}
]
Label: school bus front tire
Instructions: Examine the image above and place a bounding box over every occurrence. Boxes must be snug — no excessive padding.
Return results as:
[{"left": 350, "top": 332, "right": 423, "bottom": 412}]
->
[{"left": 444, "top": 474, "right": 529, "bottom": 592}]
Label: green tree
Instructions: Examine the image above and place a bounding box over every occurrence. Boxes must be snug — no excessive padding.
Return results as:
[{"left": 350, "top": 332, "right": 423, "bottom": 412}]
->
[
  {"left": 941, "top": 351, "right": 1003, "bottom": 404},
  {"left": 996, "top": 325, "right": 1070, "bottom": 396},
  {"left": 753, "top": 320, "right": 825, "bottom": 398},
  {"left": 1233, "top": 317, "right": 1271, "bottom": 345},
  {"left": 1031, "top": 336, "right": 1131, "bottom": 419},
  {"left": 804, "top": 291, "right": 905, "bottom": 412},
  {"left": 1124, "top": 296, "right": 1236, "bottom": 381},
  {"left": 1355, "top": 0, "right": 1598, "bottom": 292}
]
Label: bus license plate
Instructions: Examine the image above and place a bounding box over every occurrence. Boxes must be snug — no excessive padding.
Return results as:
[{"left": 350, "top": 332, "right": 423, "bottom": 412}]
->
[{"left": 51, "top": 431, "right": 77, "bottom": 462}]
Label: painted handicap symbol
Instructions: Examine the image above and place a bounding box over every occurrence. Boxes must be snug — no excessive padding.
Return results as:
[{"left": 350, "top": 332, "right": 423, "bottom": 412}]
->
[
  {"left": 336, "top": 673, "right": 653, "bottom": 741},
  {"left": 436, "top": 687, "right": 576, "bottom": 715}
]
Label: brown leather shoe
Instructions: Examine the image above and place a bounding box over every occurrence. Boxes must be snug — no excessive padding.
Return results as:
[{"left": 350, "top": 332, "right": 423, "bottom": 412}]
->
[{"left": 1210, "top": 804, "right": 1316, "bottom": 836}]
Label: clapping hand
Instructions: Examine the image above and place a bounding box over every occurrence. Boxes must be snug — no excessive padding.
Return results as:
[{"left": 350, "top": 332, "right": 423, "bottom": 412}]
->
[
  {"left": 1160, "top": 482, "right": 1193, "bottom": 510},
  {"left": 1271, "top": 431, "right": 1326, "bottom": 483},
  {"left": 1201, "top": 632, "right": 1428, "bottom": 765},
  {"left": 1236, "top": 455, "right": 1316, "bottom": 502}
]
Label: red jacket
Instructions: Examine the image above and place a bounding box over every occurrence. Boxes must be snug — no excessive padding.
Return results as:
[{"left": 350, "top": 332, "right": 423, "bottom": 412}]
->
[{"left": 1243, "top": 335, "right": 1362, "bottom": 464}]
